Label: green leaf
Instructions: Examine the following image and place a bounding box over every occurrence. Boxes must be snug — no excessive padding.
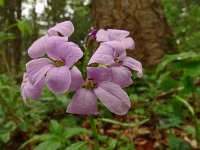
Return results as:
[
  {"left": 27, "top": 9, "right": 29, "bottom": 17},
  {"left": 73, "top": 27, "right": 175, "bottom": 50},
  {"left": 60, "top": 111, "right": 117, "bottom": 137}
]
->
[
  {"left": 130, "top": 94, "right": 138, "bottom": 102},
  {"left": 19, "top": 134, "right": 58, "bottom": 149},
  {"left": 18, "top": 119, "right": 30, "bottom": 132},
  {"left": 156, "top": 54, "right": 177, "bottom": 73},
  {"left": 16, "top": 20, "right": 31, "bottom": 36},
  {"left": 104, "top": 138, "right": 117, "bottom": 150},
  {"left": 174, "top": 96, "right": 195, "bottom": 116},
  {"left": 159, "top": 76, "right": 179, "bottom": 90},
  {"left": 182, "top": 76, "right": 197, "bottom": 94},
  {"left": 0, "top": 0, "right": 4, "bottom": 6},
  {"left": 159, "top": 117, "right": 182, "bottom": 129},
  {"left": 19, "top": 135, "right": 40, "bottom": 149},
  {"left": 172, "top": 99, "right": 183, "bottom": 116},
  {"left": 50, "top": 120, "right": 60, "bottom": 133},
  {"left": 0, "top": 121, "right": 16, "bottom": 143},
  {"left": 168, "top": 135, "right": 192, "bottom": 150},
  {"left": 195, "top": 119, "right": 200, "bottom": 144},
  {"left": 133, "top": 108, "right": 145, "bottom": 115},
  {"left": 97, "top": 118, "right": 149, "bottom": 127},
  {"left": 39, "top": 134, "right": 58, "bottom": 141},
  {"left": 34, "top": 141, "right": 61, "bottom": 150},
  {"left": 182, "top": 126, "right": 195, "bottom": 137},
  {"left": 65, "top": 141, "right": 88, "bottom": 150},
  {"left": 63, "top": 127, "right": 91, "bottom": 140},
  {"left": 0, "top": 132, "right": 10, "bottom": 143},
  {"left": 99, "top": 135, "right": 117, "bottom": 150},
  {"left": 156, "top": 52, "right": 200, "bottom": 73},
  {"left": 3, "top": 121, "right": 16, "bottom": 131}
]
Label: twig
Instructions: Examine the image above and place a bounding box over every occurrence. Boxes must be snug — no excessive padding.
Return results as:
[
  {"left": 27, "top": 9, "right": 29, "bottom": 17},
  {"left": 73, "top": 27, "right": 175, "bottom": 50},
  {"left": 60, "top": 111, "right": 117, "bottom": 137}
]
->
[
  {"left": 156, "top": 78, "right": 200, "bottom": 99},
  {"left": 156, "top": 87, "right": 183, "bottom": 99}
]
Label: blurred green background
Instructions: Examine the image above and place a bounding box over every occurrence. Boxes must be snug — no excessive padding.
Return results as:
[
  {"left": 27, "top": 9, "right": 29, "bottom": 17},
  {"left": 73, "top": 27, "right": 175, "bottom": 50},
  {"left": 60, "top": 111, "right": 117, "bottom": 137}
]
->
[{"left": 0, "top": 0, "right": 200, "bottom": 149}]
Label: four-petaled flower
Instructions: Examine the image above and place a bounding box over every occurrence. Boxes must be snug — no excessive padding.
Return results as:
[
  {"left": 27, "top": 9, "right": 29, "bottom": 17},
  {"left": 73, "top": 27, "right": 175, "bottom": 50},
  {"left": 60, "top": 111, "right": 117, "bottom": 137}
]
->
[
  {"left": 88, "top": 41, "right": 142, "bottom": 88},
  {"left": 67, "top": 67, "right": 131, "bottom": 115},
  {"left": 26, "top": 36, "right": 83, "bottom": 93}
]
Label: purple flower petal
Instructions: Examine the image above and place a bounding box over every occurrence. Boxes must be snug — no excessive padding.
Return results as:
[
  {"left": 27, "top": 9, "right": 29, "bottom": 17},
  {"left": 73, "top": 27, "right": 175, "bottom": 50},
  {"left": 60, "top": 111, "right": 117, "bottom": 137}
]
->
[
  {"left": 118, "top": 51, "right": 127, "bottom": 62},
  {"left": 96, "top": 29, "right": 134, "bottom": 50},
  {"left": 26, "top": 58, "right": 53, "bottom": 85},
  {"left": 21, "top": 79, "right": 43, "bottom": 100},
  {"left": 45, "top": 66, "right": 71, "bottom": 93},
  {"left": 45, "top": 36, "right": 68, "bottom": 60},
  {"left": 93, "top": 81, "right": 131, "bottom": 115},
  {"left": 96, "top": 29, "right": 110, "bottom": 42},
  {"left": 48, "top": 21, "right": 74, "bottom": 37},
  {"left": 121, "top": 37, "right": 135, "bottom": 49},
  {"left": 28, "top": 35, "right": 48, "bottom": 58},
  {"left": 104, "top": 41, "right": 125, "bottom": 55},
  {"left": 57, "top": 42, "right": 83, "bottom": 68},
  {"left": 88, "top": 42, "right": 126, "bottom": 66},
  {"left": 67, "top": 88, "right": 98, "bottom": 115},
  {"left": 107, "top": 29, "right": 130, "bottom": 41},
  {"left": 88, "top": 43, "right": 115, "bottom": 65},
  {"left": 69, "top": 66, "right": 84, "bottom": 91},
  {"left": 89, "top": 29, "right": 97, "bottom": 39},
  {"left": 123, "top": 57, "right": 143, "bottom": 78},
  {"left": 21, "top": 73, "right": 44, "bottom": 107},
  {"left": 87, "top": 67, "right": 111, "bottom": 83},
  {"left": 111, "top": 66, "right": 133, "bottom": 88}
]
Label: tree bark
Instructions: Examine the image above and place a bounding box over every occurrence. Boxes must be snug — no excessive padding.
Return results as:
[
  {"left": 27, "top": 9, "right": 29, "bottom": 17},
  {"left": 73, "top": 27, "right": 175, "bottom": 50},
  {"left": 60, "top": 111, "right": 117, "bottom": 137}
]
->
[
  {"left": 92, "top": 0, "right": 173, "bottom": 67},
  {"left": 31, "top": 0, "right": 39, "bottom": 41},
  {"left": 2, "top": 0, "right": 22, "bottom": 72},
  {"left": 13, "top": 0, "right": 22, "bottom": 72}
]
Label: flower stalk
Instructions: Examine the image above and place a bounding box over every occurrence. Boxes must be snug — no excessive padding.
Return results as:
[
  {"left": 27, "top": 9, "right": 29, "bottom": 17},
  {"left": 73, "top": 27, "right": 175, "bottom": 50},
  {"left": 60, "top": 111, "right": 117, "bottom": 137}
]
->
[{"left": 89, "top": 115, "right": 99, "bottom": 150}]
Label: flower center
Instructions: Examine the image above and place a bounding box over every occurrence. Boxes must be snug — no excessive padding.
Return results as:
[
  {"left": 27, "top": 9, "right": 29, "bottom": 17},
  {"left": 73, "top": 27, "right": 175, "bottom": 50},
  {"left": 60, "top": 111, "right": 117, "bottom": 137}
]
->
[
  {"left": 84, "top": 79, "right": 96, "bottom": 90},
  {"left": 54, "top": 60, "right": 65, "bottom": 67},
  {"left": 109, "top": 58, "right": 122, "bottom": 67},
  {"left": 115, "top": 59, "right": 120, "bottom": 64}
]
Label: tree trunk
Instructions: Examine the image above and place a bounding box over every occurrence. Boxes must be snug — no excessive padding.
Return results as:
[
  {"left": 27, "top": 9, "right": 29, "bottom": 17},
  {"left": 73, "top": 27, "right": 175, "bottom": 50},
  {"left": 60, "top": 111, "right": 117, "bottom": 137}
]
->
[
  {"left": 13, "top": 0, "right": 22, "bottom": 72},
  {"left": 31, "top": 0, "right": 39, "bottom": 41},
  {"left": 3, "top": 0, "right": 22, "bottom": 72},
  {"left": 92, "top": 0, "right": 173, "bottom": 67}
]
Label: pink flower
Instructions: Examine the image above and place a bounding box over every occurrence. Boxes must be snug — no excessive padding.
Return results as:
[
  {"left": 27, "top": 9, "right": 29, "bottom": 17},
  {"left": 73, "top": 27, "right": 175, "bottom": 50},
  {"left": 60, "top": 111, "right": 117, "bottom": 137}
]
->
[
  {"left": 88, "top": 41, "right": 142, "bottom": 88},
  {"left": 89, "top": 29, "right": 97, "bottom": 40},
  {"left": 48, "top": 21, "right": 74, "bottom": 37},
  {"left": 26, "top": 36, "right": 83, "bottom": 93},
  {"left": 21, "top": 73, "right": 44, "bottom": 107},
  {"left": 66, "top": 67, "right": 131, "bottom": 115},
  {"left": 21, "top": 21, "right": 141, "bottom": 116},
  {"left": 28, "top": 21, "right": 74, "bottom": 59},
  {"left": 96, "top": 29, "right": 135, "bottom": 49}
]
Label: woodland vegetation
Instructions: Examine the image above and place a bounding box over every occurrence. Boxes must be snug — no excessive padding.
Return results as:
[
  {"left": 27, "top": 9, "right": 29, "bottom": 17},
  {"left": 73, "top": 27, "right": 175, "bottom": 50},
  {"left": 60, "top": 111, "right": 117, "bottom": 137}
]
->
[{"left": 0, "top": 0, "right": 200, "bottom": 149}]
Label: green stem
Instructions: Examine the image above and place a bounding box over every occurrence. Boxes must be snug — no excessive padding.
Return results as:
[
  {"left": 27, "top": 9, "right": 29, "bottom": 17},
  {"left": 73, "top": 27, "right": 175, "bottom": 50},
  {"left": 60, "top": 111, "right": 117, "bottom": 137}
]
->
[
  {"left": 194, "top": 116, "right": 200, "bottom": 149},
  {"left": 81, "top": 47, "right": 89, "bottom": 79},
  {"left": 89, "top": 115, "right": 99, "bottom": 150},
  {"left": 192, "top": 91, "right": 200, "bottom": 148}
]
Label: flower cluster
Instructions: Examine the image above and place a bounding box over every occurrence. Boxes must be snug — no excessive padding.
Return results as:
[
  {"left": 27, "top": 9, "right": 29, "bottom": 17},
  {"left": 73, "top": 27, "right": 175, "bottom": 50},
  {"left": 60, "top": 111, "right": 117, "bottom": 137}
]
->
[{"left": 21, "top": 21, "right": 142, "bottom": 115}]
